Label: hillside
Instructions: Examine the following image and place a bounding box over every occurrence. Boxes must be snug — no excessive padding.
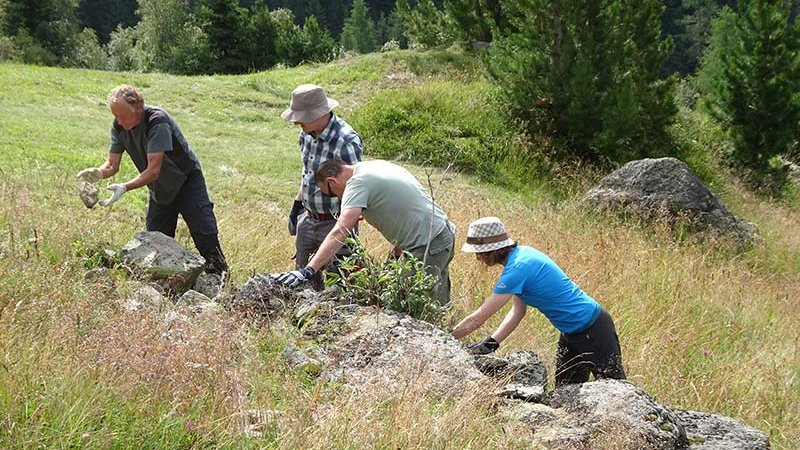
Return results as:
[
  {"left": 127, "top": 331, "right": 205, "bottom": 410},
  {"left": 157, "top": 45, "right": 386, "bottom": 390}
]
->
[{"left": 0, "top": 52, "right": 798, "bottom": 449}]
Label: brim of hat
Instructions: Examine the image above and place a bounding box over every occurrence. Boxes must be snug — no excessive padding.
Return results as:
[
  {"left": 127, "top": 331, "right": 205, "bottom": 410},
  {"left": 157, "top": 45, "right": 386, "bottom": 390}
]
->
[
  {"left": 461, "top": 238, "right": 515, "bottom": 253},
  {"left": 281, "top": 98, "right": 339, "bottom": 122}
]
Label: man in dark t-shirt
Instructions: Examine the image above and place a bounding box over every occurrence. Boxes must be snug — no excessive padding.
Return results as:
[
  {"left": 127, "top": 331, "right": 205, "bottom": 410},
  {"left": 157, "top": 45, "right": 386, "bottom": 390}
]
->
[{"left": 77, "top": 85, "right": 228, "bottom": 275}]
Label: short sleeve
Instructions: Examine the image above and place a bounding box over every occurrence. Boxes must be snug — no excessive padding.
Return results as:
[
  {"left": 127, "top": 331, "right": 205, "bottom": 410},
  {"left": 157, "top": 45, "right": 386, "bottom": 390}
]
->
[
  {"left": 146, "top": 122, "right": 173, "bottom": 153},
  {"left": 109, "top": 125, "right": 124, "bottom": 153},
  {"left": 493, "top": 266, "right": 525, "bottom": 296},
  {"left": 341, "top": 177, "right": 369, "bottom": 210}
]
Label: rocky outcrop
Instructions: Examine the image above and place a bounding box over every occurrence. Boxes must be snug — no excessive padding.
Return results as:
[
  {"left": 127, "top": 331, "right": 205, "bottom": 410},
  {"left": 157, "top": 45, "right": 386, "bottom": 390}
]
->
[
  {"left": 236, "top": 274, "right": 772, "bottom": 450},
  {"left": 673, "top": 410, "right": 771, "bottom": 449},
  {"left": 585, "top": 158, "right": 760, "bottom": 247}
]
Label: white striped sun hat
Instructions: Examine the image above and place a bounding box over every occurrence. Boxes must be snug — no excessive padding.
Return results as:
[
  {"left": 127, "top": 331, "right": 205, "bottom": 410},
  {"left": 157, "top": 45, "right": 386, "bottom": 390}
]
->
[{"left": 461, "top": 216, "right": 515, "bottom": 253}]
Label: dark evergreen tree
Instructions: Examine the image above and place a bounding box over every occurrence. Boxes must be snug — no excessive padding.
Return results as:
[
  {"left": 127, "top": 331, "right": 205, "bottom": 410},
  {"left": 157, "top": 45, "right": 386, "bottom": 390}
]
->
[
  {"left": 396, "top": 0, "right": 453, "bottom": 48},
  {"left": 341, "top": 0, "right": 376, "bottom": 53},
  {"left": 271, "top": 8, "right": 305, "bottom": 65},
  {"left": 242, "top": 0, "right": 277, "bottom": 71},
  {"left": 302, "top": 14, "right": 336, "bottom": 61},
  {"left": 77, "top": 0, "right": 137, "bottom": 44},
  {"left": 488, "top": 0, "right": 676, "bottom": 163},
  {"left": 696, "top": 1, "right": 800, "bottom": 192},
  {"left": 136, "top": 0, "right": 212, "bottom": 74},
  {"left": 444, "top": 0, "right": 506, "bottom": 42},
  {"left": 198, "top": 0, "right": 250, "bottom": 73}
]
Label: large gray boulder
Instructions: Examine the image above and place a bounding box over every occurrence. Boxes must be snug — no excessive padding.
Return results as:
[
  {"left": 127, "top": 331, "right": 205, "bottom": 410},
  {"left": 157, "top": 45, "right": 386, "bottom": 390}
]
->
[
  {"left": 544, "top": 379, "right": 689, "bottom": 449},
  {"left": 118, "top": 231, "right": 205, "bottom": 291},
  {"left": 585, "top": 158, "right": 759, "bottom": 246},
  {"left": 673, "top": 409, "right": 771, "bottom": 449}
]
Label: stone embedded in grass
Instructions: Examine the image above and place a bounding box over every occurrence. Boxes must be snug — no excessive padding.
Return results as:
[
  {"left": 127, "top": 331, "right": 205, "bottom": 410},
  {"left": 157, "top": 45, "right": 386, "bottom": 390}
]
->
[
  {"left": 78, "top": 180, "right": 99, "bottom": 208},
  {"left": 119, "top": 231, "right": 205, "bottom": 292}
]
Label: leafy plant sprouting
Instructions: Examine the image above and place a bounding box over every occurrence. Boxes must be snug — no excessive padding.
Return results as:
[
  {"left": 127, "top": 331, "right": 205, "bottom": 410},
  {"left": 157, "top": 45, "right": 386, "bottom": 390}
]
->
[{"left": 324, "top": 237, "right": 444, "bottom": 324}]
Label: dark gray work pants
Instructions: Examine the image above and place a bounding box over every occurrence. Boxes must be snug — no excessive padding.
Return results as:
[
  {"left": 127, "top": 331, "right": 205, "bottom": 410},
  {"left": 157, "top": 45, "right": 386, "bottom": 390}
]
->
[{"left": 145, "top": 170, "right": 228, "bottom": 274}]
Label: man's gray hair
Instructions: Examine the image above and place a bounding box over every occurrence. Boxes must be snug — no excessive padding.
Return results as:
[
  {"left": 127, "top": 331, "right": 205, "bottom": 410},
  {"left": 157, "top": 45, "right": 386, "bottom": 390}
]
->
[
  {"left": 315, "top": 158, "right": 346, "bottom": 185},
  {"left": 107, "top": 85, "right": 144, "bottom": 110}
]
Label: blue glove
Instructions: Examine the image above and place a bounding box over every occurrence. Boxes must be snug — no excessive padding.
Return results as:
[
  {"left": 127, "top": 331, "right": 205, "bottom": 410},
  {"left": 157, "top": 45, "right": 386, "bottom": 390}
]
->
[
  {"left": 274, "top": 266, "right": 315, "bottom": 288},
  {"left": 468, "top": 336, "right": 499, "bottom": 355},
  {"left": 288, "top": 200, "right": 303, "bottom": 236}
]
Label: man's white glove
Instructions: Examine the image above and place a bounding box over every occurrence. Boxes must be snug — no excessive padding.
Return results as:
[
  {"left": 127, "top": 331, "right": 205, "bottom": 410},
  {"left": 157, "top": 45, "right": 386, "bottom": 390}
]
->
[
  {"left": 100, "top": 183, "right": 127, "bottom": 207},
  {"left": 76, "top": 168, "right": 103, "bottom": 183},
  {"left": 273, "top": 266, "right": 315, "bottom": 288}
]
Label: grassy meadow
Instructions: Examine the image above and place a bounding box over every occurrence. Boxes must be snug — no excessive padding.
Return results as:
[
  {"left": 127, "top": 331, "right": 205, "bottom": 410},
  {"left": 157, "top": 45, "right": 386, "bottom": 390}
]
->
[{"left": 1, "top": 51, "right": 799, "bottom": 449}]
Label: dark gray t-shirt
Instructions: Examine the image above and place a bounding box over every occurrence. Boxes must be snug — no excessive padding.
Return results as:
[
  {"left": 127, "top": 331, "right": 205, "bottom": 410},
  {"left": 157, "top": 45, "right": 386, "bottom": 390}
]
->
[{"left": 109, "top": 105, "right": 201, "bottom": 205}]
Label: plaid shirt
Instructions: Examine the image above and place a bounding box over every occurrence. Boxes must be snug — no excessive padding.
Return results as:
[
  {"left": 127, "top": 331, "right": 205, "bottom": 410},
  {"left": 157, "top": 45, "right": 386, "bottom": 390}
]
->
[{"left": 299, "top": 113, "right": 363, "bottom": 214}]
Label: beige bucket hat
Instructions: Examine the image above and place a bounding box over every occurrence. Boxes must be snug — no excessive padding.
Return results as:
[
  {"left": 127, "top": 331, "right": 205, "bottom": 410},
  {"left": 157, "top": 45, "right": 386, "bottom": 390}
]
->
[
  {"left": 461, "top": 216, "right": 516, "bottom": 253},
  {"left": 281, "top": 84, "right": 339, "bottom": 123}
]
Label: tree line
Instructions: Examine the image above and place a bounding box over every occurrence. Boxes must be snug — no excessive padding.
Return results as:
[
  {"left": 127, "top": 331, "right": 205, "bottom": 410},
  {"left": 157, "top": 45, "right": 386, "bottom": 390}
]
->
[{"left": 1, "top": 0, "right": 798, "bottom": 193}]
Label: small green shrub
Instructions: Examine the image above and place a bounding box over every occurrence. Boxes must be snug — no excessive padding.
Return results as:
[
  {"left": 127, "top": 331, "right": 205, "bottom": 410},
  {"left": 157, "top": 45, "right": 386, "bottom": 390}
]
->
[
  {"left": 351, "top": 80, "right": 516, "bottom": 180},
  {"left": 325, "top": 238, "right": 444, "bottom": 324}
]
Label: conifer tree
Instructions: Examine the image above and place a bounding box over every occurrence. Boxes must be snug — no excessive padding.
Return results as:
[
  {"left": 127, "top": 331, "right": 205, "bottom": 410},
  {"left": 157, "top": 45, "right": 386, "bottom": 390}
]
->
[
  {"left": 488, "top": 0, "right": 676, "bottom": 163},
  {"left": 341, "top": 0, "right": 376, "bottom": 54},
  {"left": 303, "top": 14, "right": 336, "bottom": 62},
  {"left": 198, "top": 0, "right": 249, "bottom": 73},
  {"left": 697, "top": 1, "right": 800, "bottom": 191}
]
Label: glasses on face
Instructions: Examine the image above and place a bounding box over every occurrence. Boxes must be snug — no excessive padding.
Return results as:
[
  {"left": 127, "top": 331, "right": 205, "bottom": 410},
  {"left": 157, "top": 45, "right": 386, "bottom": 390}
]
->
[{"left": 325, "top": 180, "right": 337, "bottom": 197}]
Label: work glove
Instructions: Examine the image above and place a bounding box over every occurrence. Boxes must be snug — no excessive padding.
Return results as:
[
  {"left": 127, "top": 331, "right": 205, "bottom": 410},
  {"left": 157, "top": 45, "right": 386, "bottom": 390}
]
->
[
  {"left": 100, "top": 183, "right": 126, "bottom": 207},
  {"left": 76, "top": 168, "right": 103, "bottom": 183},
  {"left": 288, "top": 200, "right": 303, "bottom": 236},
  {"left": 468, "top": 336, "right": 500, "bottom": 355},
  {"left": 273, "top": 266, "right": 315, "bottom": 288}
]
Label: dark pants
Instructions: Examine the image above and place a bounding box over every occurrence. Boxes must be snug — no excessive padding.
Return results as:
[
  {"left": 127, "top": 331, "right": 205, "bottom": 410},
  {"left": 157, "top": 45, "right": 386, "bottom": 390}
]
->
[
  {"left": 295, "top": 212, "right": 354, "bottom": 290},
  {"left": 554, "top": 308, "right": 625, "bottom": 386},
  {"left": 145, "top": 170, "right": 228, "bottom": 274}
]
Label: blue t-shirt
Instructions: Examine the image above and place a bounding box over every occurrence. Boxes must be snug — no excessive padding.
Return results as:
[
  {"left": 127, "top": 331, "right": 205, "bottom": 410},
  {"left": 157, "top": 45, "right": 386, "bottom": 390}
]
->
[{"left": 494, "top": 245, "right": 601, "bottom": 334}]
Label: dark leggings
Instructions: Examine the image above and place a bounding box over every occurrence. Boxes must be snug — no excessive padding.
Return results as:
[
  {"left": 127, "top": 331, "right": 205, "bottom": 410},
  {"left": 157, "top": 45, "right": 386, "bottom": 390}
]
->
[{"left": 554, "top": 308, "right": 625, "bottom": 386}]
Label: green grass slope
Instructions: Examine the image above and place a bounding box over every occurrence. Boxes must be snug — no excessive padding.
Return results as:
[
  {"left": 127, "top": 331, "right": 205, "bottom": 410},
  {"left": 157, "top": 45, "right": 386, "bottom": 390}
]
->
[{"left": 0, "top": 51, "right": 798, "bottom": 449}]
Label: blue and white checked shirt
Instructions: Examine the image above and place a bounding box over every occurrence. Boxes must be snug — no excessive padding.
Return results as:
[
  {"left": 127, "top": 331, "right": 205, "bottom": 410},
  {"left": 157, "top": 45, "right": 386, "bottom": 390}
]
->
[{"left": 299, "top": 113, "right": 363, "bottom": 214}]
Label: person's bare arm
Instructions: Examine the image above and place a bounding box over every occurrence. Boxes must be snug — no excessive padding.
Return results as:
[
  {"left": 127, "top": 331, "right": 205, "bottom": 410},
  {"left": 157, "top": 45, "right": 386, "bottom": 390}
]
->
[
  {"left": 490, "top": 296, "right": 527, "bottom": 343},
  {"left": 451, "top": 293, "right": 513, "bottom": 339},
  {"left": 306, "top": 206, "right": 362, "bottom": 272},
  {"left": 119, "top": 151, "right": 164, "bottom": 191}
]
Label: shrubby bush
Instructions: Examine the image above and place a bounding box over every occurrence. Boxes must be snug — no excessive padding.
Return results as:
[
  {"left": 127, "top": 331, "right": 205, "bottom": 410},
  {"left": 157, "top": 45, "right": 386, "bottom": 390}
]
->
[
  {"left": 326, "top": 238, "right": 444, "bottom": 324},
  {"left": 65, "top": 28, "right": 107, "bottom": 69},
  {"left": 106, "top": 25, "right": 138, "bottom": 72},
  {"left": 350, "top": 78, "right": 525, "bottom": 186}
]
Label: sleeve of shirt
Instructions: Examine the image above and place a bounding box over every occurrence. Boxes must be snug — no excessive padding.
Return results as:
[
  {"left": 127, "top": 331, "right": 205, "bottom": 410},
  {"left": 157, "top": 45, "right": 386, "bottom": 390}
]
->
[
  {"left": 493, "top": 265, "right": 525, "bottom": 296},
  {"left": 146, "top": 123, "right": 173, "bottom": 154},
  {"left": 341, "top": 177, "right": 369, "bottom": 210},
  {"left": 335, "top": 133, "right": 363, "bottom": 164},
  {"left": 109, "top": 125, "right": 124, "bottom": 153}
]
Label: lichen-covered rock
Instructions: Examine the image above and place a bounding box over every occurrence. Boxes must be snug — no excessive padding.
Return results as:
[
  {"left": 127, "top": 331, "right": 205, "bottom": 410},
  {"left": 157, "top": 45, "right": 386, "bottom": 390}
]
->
[
  {"left": 227, "top": 273, "right": 289, "bottom": 323},
  {"left": 123, "top": 282, "right": 168, "bottom": 312},
  {"left": 193, "top": 272, "right": 224, "bottom": 299},
  {"left": 585, "top": 157, "right": 760, "bottom": 247},
  {"left": 299, "top": 305, "right": 484, "bottom": 398},
  {"left": 474, "top": 351, "right": 548, "bottom": 387},
  {"left": 118, "top": 231, "right": 205, "bottom": 291},
  {"left": 545, "top": 379, "right": 689, "bottom": 450},
  {"left": 176, "top": 290, "right": 222, "bottom": 316},
  {"left": 673, "top": 409, "right": 770, "bottom": 450}
]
